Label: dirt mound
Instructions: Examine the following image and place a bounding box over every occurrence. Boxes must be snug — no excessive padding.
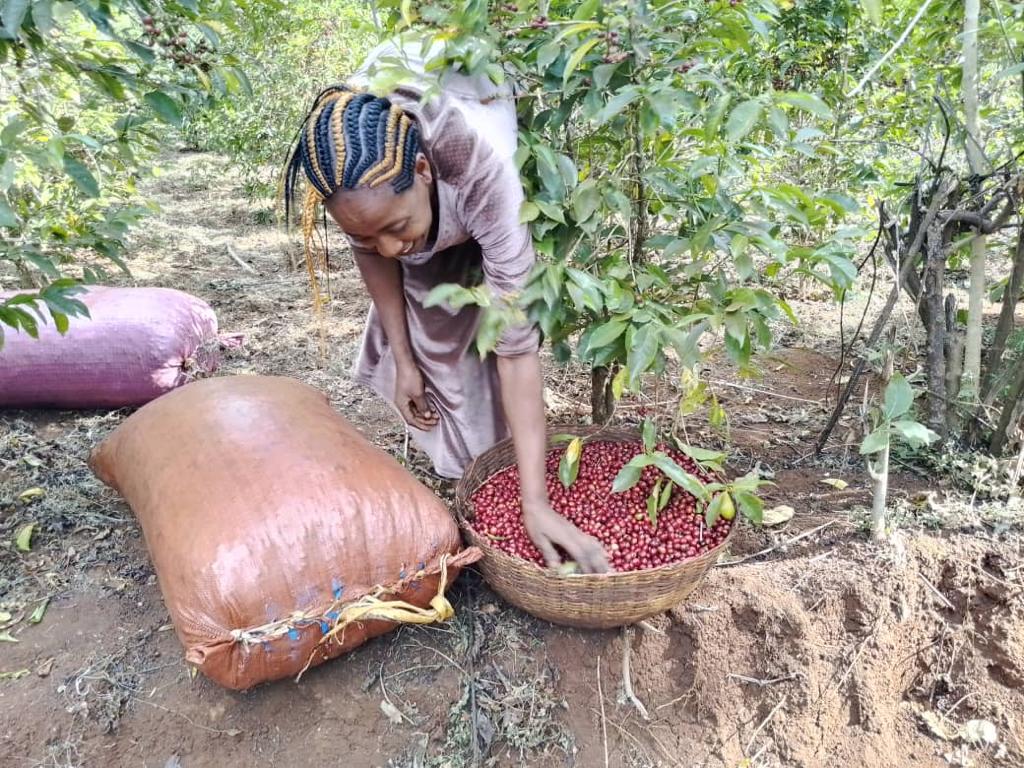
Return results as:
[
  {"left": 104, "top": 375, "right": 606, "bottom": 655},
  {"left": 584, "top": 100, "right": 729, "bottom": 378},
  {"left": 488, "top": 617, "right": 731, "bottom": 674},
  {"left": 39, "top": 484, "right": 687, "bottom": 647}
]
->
[{"left": 609, "top": 532, "right": 1022, "bottom": 767}]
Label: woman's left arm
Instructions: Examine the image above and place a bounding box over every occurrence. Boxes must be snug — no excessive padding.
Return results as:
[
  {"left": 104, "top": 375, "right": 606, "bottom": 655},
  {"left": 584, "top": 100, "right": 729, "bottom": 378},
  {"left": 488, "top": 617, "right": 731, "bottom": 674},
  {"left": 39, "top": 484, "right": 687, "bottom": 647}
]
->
[
  {"left": 496, "top": 352, "right": 610, "bottom": 573},
  {"left": 426, "top": 98, "right": 609, "bottom": 572}
]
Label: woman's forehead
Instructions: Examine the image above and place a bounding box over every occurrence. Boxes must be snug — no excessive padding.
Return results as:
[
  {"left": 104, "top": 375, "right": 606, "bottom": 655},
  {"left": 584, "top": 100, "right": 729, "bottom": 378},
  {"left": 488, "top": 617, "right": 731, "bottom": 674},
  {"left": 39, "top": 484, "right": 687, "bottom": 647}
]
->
[{"left": 326, "top": 186, "right": 410, "bottom": 234}]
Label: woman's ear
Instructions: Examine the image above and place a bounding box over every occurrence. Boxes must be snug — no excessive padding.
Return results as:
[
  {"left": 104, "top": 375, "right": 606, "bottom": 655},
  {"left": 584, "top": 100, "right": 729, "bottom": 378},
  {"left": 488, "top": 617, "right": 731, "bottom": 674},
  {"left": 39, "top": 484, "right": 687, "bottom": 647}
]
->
[{"left": 414, "top": 152, "right": 433, "bottom": 185}]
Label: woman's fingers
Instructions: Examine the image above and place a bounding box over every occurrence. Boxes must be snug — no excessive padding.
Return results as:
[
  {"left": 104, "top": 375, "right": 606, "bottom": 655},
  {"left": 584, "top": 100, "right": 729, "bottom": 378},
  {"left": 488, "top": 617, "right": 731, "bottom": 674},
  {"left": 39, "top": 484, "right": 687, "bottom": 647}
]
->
[
  {"left": 411, "top": 392, "right": 438, "bottom": 422},
  {"left": 533, "top": 533, "right": 562, "bottom": 569},
  {"left": 561, "top": 535, "right": 611, "bottom": 574}
]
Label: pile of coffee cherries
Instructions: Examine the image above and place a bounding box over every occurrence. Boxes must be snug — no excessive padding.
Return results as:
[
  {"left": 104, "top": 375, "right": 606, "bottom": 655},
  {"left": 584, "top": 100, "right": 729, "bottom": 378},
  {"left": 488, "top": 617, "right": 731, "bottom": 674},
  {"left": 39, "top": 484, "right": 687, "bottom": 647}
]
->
[{"left": 469, "top": 441, "right": 733, "bottom": 572}]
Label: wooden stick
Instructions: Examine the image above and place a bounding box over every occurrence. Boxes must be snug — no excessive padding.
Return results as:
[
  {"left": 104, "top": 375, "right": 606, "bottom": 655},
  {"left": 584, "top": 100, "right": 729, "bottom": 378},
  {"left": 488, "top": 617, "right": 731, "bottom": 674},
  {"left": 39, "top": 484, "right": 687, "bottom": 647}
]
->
[
  {"left": 622, "top": 627, "right": 650, "bottom": 721},
  {"left": 745, "top": 695, "right": 787, "bottom": 754},
  {"left": 916, "top": 572, "right": 955, "bottom": 610},
  {"left": 597, "top": 656, "right": 609, "bottom": 768},
  {"left": 226, "top": 245, "right": 256, "bottom": 274},
  {"left": 717, "top": 521, "right": 838, "bottom": 568}
]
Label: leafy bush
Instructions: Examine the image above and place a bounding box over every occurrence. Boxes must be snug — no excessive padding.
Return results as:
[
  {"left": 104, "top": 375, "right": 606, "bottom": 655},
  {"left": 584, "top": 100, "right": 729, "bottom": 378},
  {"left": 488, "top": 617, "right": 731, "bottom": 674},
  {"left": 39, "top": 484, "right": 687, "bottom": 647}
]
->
[
  {"left": 182, "top": 0, "right": 374, "bottom": 202},
  {"left": 0, "top": 0, "right": 247, "bottom": 345}
]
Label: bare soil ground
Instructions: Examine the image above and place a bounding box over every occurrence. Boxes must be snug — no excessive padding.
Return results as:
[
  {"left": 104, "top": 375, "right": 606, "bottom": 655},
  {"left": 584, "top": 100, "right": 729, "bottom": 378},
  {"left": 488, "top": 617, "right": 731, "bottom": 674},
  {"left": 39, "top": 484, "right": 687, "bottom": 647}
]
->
[{"left": 1, "top": 152, "right": 1021, "bottom": 768}]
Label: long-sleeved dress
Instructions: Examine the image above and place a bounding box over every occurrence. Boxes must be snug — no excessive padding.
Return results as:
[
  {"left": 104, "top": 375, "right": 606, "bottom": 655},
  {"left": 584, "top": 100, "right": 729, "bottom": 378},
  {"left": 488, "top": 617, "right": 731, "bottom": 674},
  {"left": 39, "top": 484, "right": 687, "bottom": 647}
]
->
[{"left": 346, "top": 42, "right": 540, "bottom": 479}]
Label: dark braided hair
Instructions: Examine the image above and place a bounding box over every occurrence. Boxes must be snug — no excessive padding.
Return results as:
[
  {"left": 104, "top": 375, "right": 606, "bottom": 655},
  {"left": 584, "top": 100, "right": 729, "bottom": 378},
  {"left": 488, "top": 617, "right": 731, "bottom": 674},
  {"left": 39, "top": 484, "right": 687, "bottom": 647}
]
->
[
  {"left": 284, "top": 85, "right": 421, "bottom": 225},
  {"left": 283, "top": 85, "right": 422, "bottom": 317}
]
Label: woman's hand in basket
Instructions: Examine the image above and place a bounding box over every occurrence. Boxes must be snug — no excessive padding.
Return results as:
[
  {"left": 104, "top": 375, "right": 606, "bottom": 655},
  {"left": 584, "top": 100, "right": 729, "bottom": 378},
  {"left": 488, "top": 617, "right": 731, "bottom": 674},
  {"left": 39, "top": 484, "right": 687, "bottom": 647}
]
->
[{"left": 522, "top": 501, "right": 610, "bottom": 574}]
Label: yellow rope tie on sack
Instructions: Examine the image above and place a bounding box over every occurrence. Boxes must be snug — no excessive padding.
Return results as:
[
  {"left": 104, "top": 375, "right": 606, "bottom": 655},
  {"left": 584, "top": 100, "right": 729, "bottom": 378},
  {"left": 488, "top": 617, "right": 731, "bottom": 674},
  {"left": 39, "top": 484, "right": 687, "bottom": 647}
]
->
[{"left": 295, "top": 555, "right": 455, "bottom": 681}]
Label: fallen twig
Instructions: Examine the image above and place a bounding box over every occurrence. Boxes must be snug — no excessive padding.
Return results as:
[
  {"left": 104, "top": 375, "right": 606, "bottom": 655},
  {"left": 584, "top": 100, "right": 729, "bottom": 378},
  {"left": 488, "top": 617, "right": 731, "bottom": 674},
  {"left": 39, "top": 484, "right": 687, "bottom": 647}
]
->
[
  {"left": 916, "top": 572, "right": 956, "bottom": 611},
  {"left": 717, "top": 521, "right": 839, "bottom": 568},
  {"left": 597, "top": 656, "right": 609, "bottom": 768},
  {"left": 707, "top": 378, "right": 823, "bottom": 405},
  {"left": 130, "top": 696, "right": 242, "bottom": 737},
  {"left": 745, "top": 695, "right": 787, "bottom": 754},
  {"left": 728, "top": 673, "right": 798, "bottom": 688},
  {"left": 226, "top": 245, "right": 256, "bottom": 274},
  {"left": 622, "top": 627, "right": 650, "bottom": 721}
]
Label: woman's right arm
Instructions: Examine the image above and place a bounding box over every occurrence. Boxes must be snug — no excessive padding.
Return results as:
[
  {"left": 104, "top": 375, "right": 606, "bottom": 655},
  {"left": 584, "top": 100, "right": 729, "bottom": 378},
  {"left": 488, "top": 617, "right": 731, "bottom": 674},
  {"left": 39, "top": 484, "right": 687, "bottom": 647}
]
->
[{"left": 353, "top": 251, "right": 438, "bottom": 430}]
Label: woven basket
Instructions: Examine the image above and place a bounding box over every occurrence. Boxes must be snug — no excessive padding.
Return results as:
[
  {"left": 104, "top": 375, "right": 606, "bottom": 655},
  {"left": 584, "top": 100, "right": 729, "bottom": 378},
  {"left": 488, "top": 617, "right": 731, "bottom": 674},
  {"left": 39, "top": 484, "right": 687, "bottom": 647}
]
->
[{"left": 454, "top": 425, "right": 735, "bottom": 629}]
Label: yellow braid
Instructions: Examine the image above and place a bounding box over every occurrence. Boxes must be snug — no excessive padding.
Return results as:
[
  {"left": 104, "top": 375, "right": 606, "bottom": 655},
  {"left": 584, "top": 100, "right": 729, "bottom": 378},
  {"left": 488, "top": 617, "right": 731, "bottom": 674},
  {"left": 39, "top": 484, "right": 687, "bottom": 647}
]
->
[
  {"left": 305, "top": 103, "right": 332, "bottom": 195},
  {"left": 361, "top": 105, "right": 402, "bottom": 187},
  {"left": 330, "top": 92, "right": 357, "bottom": 188},
  {"left": 368, "top": 114, "right": 411, "bottom": 189}
]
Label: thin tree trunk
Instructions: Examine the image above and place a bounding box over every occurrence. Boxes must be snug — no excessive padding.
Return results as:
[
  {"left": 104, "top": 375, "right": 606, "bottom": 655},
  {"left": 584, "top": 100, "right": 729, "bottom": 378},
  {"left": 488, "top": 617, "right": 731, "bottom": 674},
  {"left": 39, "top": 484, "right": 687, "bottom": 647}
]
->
[
  {"left": 944, "top": 294, "right": 965, "bottom": 434},
  {"left": 925, "top": 224, "right": 948, "bottom": 436},
  {"left": 870, "top": 336, "right": 895, "bottom": 541},
  {"left": 591, "top": 366, "right": 615, "bottom": 424},
  {"left": 869, "top": 445, "right": 891, "bottom": 541},
  {"left": 991, "top": 362, "right": 1024, "bottom": 456},
  {"left": 982, "top": 226, "right": 1024, "bottom": 402},
  {"left": 961, "top": 0, "right": 987, "bottom": 398}
]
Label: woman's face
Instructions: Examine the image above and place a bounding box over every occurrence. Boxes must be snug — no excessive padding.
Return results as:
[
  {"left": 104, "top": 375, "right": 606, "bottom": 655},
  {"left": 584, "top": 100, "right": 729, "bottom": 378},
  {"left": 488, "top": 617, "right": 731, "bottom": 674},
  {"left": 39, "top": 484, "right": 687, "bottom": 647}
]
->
[{"left": 324, "top": 153, "right": 434, "bottom": 259}]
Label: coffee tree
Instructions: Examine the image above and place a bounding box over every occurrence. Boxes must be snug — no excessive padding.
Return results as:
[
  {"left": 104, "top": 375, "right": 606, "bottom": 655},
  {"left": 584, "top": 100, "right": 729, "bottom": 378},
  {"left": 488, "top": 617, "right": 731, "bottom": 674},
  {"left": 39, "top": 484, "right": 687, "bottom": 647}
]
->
[
  {"left": 0, "top": 0, "right": 246, "bottom": 345},
  {"left": 364, "top": 0, "right": 860, "bottom": 524}
]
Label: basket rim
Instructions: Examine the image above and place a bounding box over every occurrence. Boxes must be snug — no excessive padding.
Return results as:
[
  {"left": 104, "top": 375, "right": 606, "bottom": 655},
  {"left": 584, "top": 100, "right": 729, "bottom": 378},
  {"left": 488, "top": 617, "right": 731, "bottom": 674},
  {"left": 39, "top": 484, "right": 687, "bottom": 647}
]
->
[{"left": 453, "top": 424, "right": 736, "bottom": 582}]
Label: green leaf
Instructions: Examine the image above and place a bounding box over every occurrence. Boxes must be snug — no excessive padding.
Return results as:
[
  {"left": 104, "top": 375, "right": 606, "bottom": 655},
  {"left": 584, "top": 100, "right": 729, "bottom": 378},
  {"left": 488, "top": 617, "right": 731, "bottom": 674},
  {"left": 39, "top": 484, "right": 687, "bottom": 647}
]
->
[
  {"left": 647, "top": 479, "right": 660, "bottom": 525},
  {"left": 658, "top": 479, "right": 673, "bottom": 511},
  {"left": 535, "top": 199, "right": 566, "bottom": 224},
  {"left": 704, "top": 93, "right": 732, "bottom": 142},
  {"left": 705, "top": 492, "right": 725, "bottom": 526},
  {"left": 0, "top": 194, "right": 17, "bottom": 227},
  {"left": 15, "top": 522, "right": 34, "bottom": 552},
  {"left": 574, "top": 0, "right": 601, "bottom": 19},
  {"left": 588, "top": 319, "right": 627, "bottom": 348},
  {"left": 424, "top": 283, "right": 479, "bottom": 309},
  {"left": 725, "top": 99, "right": 762, "bottom": 142},
  {"left": 566, "top": 268, "right": 604, "bottom": 312},
  {"left": 766, "top": 106, "right": 789, "bottom": 139},
  {"left": 2, "top": 0, "right": 31, "bottom": 37},
  {"left": 611, "top": 365, "right": 628, "bottom": 400},
  {"left": 533, "top": 145, "right": 564, "bottom": 198},
  {"left": 519, "top": 201, "right": 540, "bottom": 224},
  {"left": 0, "top": 631, "right": 18, "bottom": 643},
  {"left": 592, "top": 62, "right": 619, "bottom": 90},
  {"left": 777, "top": 92, "right": 833, "bottom": 120},
  {"left": 651, "top": 453, "right": 707, "bottom": 499},
  {"left": 861, "top": 0, "right": 882, "bottom": 24},
  {"left": 563, "top": 37, "right": 600, "bottom": 86},
  {"left": 734, "top": 491, "right": 763, "bottom": 525},
  {"left": 612, "top": 464, "right": 642, "bottom": 493},
  {"left": 883, "top": 373, "right": 913, "bottom": 419},
  {"left": 678, "top": 444, "right": 727, "bottom": 466},
  {"left": 28, "top": 596, "right": 48, "bottom": 624},
  {"left": 559, "top": 438, "right": 582, "bottom": 488},
  {"left": 122, "top": 40, "right": 155, "bottom": 63},
  {"left": 859, "top": 426, "right": 890, "bottom": 455},
  {"left": 31, "top": 0, "right": 53, "bottom": 35},
  {"left": 612, "top": 454, "right": 655, "bottom": 492},
  {"left": 594, "top": 87, "right": 641, "bottom": 127},
  {"left": 642, "top": 418, "right": 656, "bottom": 453},
  {"left": 627, "top": 323, "right": 659, "bottom": 385},
  {"left": 994, "top": 62, "right": 1024, "bottom": 81},
  {"left": 144, "top": 91, "right": 183, "bottom": 127},
  {"left": 537, "top": 41, "right": 561, "bottom": 71},
  {"left": 892, "top": 420, "right": 940, "bottom": 448},
  {"left": 63, "top": 156, "right": 99, "bottom": 198},
  {"left": 572, "top": 179, "right": 600, "bottom": 223}
]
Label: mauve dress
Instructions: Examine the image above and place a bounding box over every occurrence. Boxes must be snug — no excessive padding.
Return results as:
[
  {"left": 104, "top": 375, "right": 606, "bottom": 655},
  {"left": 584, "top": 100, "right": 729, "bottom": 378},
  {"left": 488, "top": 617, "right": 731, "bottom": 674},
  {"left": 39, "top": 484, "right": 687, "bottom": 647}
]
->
[{"left": 345, "top": 52, "right": 540, "bottom": 479}]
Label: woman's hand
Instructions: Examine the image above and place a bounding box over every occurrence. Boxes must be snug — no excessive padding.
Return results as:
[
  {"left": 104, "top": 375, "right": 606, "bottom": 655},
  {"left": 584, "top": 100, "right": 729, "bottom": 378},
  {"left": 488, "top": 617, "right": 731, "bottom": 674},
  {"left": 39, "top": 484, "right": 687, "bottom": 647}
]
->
[
  {"left": 522, "top": 499, "right": 610, "bottom": 574},
  {"left": 395, "top": 363, "right": 439, "bottom": 430}
]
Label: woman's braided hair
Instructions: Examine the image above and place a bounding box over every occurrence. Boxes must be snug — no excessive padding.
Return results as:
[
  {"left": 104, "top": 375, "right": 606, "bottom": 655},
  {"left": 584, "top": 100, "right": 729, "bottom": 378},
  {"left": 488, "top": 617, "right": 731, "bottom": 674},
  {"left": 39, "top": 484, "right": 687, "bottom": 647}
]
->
[{"left": 284, "top": 85, "right": 421, "bottom": 314}]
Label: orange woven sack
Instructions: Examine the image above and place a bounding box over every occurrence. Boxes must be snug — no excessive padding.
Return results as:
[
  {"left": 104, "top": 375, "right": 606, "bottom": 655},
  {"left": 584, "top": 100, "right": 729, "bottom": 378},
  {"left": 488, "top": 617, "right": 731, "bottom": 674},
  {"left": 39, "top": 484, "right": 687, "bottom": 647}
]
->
[{"left": 89, "top": 375, "right": 478, "bottom": 690}]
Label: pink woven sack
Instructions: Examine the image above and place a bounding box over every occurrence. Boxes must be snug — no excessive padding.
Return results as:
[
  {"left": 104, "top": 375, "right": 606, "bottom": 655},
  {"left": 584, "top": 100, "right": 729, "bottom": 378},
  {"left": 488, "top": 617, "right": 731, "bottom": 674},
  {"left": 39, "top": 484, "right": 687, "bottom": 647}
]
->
[{"left": 0, "top": 286, "right": 222, "bottom": 409}]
